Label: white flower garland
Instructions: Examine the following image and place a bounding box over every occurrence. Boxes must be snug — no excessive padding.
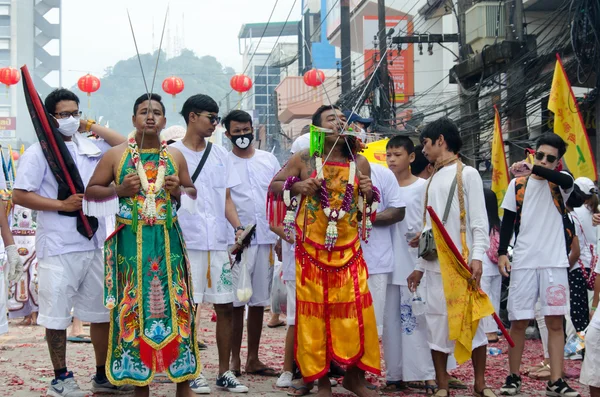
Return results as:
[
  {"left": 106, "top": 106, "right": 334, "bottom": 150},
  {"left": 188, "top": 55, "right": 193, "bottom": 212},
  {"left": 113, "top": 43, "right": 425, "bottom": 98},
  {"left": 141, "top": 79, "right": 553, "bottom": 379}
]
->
[{"left": 127, "top": 131, "right": 168, "bottom": 225}]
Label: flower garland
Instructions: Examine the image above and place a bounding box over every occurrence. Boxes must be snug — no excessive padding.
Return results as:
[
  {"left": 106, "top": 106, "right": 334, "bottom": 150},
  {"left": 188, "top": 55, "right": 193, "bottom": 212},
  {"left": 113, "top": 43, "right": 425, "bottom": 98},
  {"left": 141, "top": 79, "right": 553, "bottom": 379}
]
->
[
  {"left": 316, "top": 157, "right": 356, "bottom": 251},
  {"left": 282, "top": 176, "right": 301, "bottom": 239},
  {"left": 358, "top": 186, "right": 381, "bottom": 243},
  {"left": 127, "top": 131, "right": 168, "bottom": 226}
]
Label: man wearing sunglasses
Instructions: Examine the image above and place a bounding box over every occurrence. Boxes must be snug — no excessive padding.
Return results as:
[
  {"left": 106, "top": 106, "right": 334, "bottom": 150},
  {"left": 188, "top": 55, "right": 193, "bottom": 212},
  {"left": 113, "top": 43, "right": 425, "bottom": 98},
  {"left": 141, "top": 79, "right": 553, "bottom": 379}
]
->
[
  {"left": 12, "top": 88, "right": 128, "bottom": 397},
  {"left": 497, "top": 133, "right": 580, "bottom": 397},
  {"left": 170, "top": 94, "right": 248, "bottom": 394}
]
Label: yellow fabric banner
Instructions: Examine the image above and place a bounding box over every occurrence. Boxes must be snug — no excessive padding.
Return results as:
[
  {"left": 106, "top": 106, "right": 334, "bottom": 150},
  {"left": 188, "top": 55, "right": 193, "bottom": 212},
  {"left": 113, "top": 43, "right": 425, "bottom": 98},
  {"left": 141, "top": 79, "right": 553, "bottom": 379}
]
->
[
  {"left": 491, "top": 106, "right": 509, "bottom": 213},
  {"left": 361, "top": 139, "right": 389, "bottom": 167},
  {"left": 431, "top": 216, "right": 495, "bottom": 364},
  {"left": 548, "top": 55, "right": 597, "bottom": 181}
]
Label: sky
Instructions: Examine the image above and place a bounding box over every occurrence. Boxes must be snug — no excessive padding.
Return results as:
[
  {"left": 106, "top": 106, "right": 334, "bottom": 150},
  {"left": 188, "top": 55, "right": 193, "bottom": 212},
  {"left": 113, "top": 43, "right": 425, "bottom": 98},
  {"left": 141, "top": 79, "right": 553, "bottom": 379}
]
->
[{"left": 60, "top": 0, "right": 302, "bottom": 87}]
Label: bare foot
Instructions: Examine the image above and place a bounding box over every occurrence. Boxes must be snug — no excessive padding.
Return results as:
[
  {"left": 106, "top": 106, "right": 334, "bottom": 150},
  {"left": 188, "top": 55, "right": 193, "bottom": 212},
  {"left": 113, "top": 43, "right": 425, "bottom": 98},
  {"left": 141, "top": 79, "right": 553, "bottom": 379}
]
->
[
  {"left": 230, "top": 356, "right": 241, "bottom": 375},
  {"left": 343, "top": 376, "right": 379, "bottom": 397},
  {"left": 176, "top": 381, "right": 195, "bottom": 397},
  {"left": 315, "top": 388, "right": 333, "bottom": 396}
]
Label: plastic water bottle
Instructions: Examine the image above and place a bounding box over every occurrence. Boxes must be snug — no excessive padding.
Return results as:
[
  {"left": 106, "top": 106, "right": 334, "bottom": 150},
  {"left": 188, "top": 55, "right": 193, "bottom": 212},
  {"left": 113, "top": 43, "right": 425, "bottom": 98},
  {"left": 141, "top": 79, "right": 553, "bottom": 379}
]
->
[
  {"left": 488, "top": 347, "right": 502, "bottom": 356},
  {"left": 405, "top": 226, "right": 418, "bottom": 242},
  {"left": 411, "top": 291, "right": 427, "bottom": 316}
]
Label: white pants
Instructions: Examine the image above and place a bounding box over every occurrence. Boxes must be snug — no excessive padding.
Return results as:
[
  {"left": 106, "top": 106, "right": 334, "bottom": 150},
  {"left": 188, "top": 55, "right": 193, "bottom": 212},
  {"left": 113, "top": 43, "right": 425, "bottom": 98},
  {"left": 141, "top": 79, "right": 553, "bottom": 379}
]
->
[
  {"left": 188, "top": 249, "right": 234, "bottom": 304},
  {"left": 508, "top": 268, "right": 570, "bottom": 321},
  {"left": 367, "top": 273, "right": 388, "bottom": 337},
  {"left": 37, "top": 249, "right": 109, "bottom": 330},
  {"left": 0, "top": 256, "right": 7, "bottom": 335},
  {"left": 480, "top": 274, "right": 502, "bottom": 334},
  {"left": 231, "top": 244, "right": 274, "bottom": 307},
  {"left": 285, "top": 280, "right": 296, "bottom": 326},
  {"left": 425, "top": 271, "right": 487, "bottom": 354},
  {"left": 581, "top": 325, "right": 600, "bottom": 387}
]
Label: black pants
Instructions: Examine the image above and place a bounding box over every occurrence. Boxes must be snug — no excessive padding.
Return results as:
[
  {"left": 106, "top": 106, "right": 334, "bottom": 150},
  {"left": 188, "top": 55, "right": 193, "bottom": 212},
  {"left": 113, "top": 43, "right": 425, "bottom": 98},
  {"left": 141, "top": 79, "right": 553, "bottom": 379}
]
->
[{"left": 568, "top": 267, "right": 590, "bottom": 332}]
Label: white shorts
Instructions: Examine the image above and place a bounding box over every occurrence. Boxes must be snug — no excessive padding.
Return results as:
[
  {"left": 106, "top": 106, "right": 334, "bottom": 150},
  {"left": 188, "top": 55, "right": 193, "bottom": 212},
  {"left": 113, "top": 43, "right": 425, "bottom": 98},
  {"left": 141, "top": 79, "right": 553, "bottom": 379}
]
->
[
  {"left": 367, "top": 273, "right": 388, "bottom": 337},
  {"left": 188, "top": 249, "right": 234, "bottom": 304},
  {"left": 37, "top": 249, "right": 109, "bottom": 330},
  {"left": 231, "top": 244, "right": 274, "bottom": 308},
  {"left": 285, "top": 280, "right": 296, "bottom": 326},
  {"left": 0, "top": 257, "right": 7, "bottom": 335},
  {"left": 480, "top": 274, "right": 502, "bottom": 334},
  {"left": 508, "top": 268, "right": 570, "bottom": 321},
  {"left": 580, "top": 326, "right": 600, "bottom": 387},
  {"left": 425, "top": 270, "right": 487, "bottom": 354}
]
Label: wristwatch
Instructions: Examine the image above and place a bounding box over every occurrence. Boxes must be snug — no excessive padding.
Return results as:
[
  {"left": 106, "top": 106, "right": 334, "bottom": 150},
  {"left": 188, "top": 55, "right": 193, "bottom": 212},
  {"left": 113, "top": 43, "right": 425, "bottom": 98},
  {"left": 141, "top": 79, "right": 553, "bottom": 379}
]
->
[{"left": 235, "top": 226, "right": 245, "bottom": 233}]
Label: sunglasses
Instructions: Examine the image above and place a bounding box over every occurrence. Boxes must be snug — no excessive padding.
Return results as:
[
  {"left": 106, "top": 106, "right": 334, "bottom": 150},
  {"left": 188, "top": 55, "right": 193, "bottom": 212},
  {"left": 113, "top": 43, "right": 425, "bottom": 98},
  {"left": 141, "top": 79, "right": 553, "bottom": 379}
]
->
[
  {"left": 535, "top": 151, "right": 558, "bottom": 163},
  {"left": 195, "top": 112, "right": 221, "bottom": 125}
]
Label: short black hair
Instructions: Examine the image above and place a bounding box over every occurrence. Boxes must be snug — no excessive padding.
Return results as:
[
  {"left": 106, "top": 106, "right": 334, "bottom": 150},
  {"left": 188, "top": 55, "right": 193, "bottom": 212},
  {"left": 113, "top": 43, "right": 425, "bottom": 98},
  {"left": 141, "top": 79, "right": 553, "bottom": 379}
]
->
[
  {"left": 133, "top": 93, "right": 166, "bottom": 115},
  {"left": 386, "top": 135, "right": 414, "bottom": 154},
  {"left": 222, "top": 110, "right": 253, "bottom": 131},
  {"left": 411, "top": 144, "right": 431, "bottom": 176},
  {"left": 180, "top": 94, "right": 219, "bottom": 124},
  {"left": 45, "top": 88, "right": 80, "bottom": 115},
  {"left": 536, "top": 133, "right": 567, "bottom": 158},
  {"left": 419, "top": 117, "right": 462, "bottom": 154},
  {"left": 312, "top": 105, "right": 341, "bottom": 127}
]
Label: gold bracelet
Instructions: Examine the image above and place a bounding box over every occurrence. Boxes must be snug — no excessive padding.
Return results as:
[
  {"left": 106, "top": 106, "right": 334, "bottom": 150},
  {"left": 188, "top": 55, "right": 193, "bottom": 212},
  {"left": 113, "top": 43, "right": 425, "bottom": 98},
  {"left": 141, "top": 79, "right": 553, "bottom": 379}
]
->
[{"left": 85, "top": 119, "right": 96, "bottom": 132}]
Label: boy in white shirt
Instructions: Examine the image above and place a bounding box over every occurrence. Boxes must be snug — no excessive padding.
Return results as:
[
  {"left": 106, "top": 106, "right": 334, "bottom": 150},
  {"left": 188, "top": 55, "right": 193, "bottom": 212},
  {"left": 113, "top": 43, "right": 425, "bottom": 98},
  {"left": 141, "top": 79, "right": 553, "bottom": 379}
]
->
[
  {"left": 13, "top": 88, "right": 128, "bottom": 397},
  {"left": 498, "top": 133, "right": 579, "bottom": 397},
  {"left": 362, "top": 163, "right": 405, "bottom": 336},
  {"left": 171, "top": 94, "right": 248, "bottom": 393},
  {"left": 407, "top": 118, "right": 492, "bottom": 397},
  {"left": 225, "top": 110, "right": 281, "bottom": 378}
]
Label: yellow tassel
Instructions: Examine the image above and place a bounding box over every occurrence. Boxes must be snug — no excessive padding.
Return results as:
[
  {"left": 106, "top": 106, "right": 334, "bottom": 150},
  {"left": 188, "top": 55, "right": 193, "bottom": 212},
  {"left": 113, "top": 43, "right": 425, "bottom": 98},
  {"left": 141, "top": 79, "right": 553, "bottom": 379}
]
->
[{"left": 206, "top": 251, "right": 212, "bottom": 289}]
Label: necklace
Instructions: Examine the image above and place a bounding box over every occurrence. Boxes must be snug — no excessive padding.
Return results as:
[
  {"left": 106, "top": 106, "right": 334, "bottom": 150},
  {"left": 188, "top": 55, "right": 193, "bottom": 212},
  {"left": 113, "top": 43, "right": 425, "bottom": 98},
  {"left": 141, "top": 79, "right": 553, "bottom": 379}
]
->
[
  {"left": 127, "top": 131, "right": 168, "bottom": 225},
  {"left": 316, "top": 157, "right": 356, "bottom": 251}
]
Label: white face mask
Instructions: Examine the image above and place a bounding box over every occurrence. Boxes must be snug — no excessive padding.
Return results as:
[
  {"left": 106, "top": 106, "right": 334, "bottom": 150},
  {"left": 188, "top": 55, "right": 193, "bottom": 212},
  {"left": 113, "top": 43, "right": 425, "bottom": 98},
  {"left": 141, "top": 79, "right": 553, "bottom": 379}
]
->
[{"left": 57, "top": 116, "right": 79, "bottom": 137}]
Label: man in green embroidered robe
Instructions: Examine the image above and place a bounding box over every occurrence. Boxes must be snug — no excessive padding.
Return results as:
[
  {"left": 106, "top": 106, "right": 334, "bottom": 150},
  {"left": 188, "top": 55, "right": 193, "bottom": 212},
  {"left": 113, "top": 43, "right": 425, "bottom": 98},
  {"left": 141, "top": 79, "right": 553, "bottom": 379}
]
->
[{"left": 85, "top": 93, "right": 199, "bottom": 397}]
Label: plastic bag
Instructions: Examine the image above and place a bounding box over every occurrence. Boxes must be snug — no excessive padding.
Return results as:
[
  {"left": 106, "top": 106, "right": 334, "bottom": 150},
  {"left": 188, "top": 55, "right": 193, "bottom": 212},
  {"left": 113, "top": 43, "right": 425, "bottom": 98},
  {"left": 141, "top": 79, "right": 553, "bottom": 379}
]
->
[
  {"left": 564, "top": 329, "right": 586, "bottom": 356},
  {"left": 271, "top": 261, "right": 287, "bottom": 315},
  {"left": 236, "top": 250, "right": 253, "bottom": 303}
]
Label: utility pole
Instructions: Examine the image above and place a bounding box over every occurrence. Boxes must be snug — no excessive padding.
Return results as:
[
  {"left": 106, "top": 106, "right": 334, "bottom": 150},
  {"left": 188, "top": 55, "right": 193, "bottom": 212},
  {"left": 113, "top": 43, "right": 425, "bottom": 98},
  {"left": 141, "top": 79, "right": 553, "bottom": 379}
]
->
[
  {"left": 456, "top": 0, "right": 479, "bottom": 168},
  {"left": 505, "top": 0, "right": 527, "bottom": 164},
  {"left": 378, "top": 0, "right": 391, "bottom": 125},
  {"left": 340, "top": 0, "right": 352, "bottom": 95}
]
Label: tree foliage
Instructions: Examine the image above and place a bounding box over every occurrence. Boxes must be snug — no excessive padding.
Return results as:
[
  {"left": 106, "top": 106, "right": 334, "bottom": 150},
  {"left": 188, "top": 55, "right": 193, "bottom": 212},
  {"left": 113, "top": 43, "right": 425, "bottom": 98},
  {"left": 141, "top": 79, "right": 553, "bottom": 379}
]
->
[{"left": 73, "top": 49, "right": 235, "bottom": 134}]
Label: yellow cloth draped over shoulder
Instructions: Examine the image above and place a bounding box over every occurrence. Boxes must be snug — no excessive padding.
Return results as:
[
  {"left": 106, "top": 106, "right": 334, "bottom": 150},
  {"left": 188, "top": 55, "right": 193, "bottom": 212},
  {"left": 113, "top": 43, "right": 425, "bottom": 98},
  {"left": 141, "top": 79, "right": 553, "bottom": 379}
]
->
[{"left": 294, "top": 161, "right": 380, "bottom": 382}]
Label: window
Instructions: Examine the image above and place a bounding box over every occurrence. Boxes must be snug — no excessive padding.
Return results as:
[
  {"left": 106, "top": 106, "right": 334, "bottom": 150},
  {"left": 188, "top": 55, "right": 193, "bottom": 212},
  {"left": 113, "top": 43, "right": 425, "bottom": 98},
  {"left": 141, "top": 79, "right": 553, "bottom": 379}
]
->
[
  {"left": 255, "top": 95, "right": 268, "bottom": 105},
  {"left": 255, "top": 75, "right": 267, "bottom": 85},
  {"left": 254, "top": 85, "right": 267, "bottom": 95}
]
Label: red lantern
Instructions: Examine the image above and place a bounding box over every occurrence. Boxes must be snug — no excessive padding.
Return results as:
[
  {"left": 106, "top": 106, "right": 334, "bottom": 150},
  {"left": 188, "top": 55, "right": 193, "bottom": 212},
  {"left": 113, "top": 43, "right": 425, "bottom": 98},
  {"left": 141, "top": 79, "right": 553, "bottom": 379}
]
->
[
  {"left": 77, "top": 74, "right": 101, "bottom": 96},
  {"left": 162, "top": 76, "right": 185, "bottom": 98},
  {"left": 0, "top": 67, "right": 20, "bottom": 89},
  {"left": 230, "top": 74, "right": 253, "bottom": 94},
  {"left": 11, "top": 150, "right": 19, "bottom": 161},
  {"left": 303, "top": 68, "right": 326, "bottom": 88}
]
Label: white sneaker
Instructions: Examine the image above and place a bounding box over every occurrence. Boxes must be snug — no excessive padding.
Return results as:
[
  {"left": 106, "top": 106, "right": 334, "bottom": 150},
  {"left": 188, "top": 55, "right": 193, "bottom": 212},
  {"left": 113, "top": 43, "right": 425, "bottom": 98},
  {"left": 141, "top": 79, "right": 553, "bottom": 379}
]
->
[
  {"left": 276, "top": 371, "right": 293, "bottom": 388},
  {"left": 47, "top": 373, "right": 87, "bottom": 397},
  {"left": 190, "top": 373, "right": 211, "bottom": 394}
]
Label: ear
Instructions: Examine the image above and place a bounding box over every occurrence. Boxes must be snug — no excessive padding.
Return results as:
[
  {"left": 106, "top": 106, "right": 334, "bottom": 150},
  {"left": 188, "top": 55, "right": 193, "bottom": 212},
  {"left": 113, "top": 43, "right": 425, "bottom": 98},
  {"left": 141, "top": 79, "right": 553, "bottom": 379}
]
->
[
  {"left": 437, "top": 135, "right": 445, "bottom": 147},
  {"left": 131, "top": 115, "right": 136, "bottom": 128},
  {"left": 409, "top": 152, "right": 416, "bottom": 164}
]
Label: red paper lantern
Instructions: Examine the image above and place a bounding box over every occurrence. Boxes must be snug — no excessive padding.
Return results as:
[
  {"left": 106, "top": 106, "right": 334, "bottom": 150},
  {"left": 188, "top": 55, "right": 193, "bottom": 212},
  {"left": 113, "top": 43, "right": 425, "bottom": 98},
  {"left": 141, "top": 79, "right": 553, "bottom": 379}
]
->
[
  {"left": 11, "top": 150, "right": 19, "bottom": 161},
  {"left": 230, "top": 74, "right": 253, "bottom": 94},
  {"left": 77, "top": 74, "right": 101, "bottom": 96},
  {"left": 303, "top": 68, "right": 326, "bottom": 88},
  {"left": 0, "top": 67, "right": 20, "bottom": 88},
  {"left": 162, "top": 76, "right": 185, "bottom": 98}
]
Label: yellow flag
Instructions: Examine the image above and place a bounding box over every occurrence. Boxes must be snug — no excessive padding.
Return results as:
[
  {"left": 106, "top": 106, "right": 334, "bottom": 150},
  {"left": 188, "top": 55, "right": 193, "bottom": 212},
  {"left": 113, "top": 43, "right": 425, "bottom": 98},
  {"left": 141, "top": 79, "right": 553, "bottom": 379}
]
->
[
  {"left": 548, "top": 54, "right": 597, "bottom": 181},
  {"left": 430, "top": 211, "right": 495, "bottom": 364},
  {"left": 19, "top": 144, "right": 24, "bottom": 155},
  {"left": 491, "top": 106, "right": 509, "bottom": 211}
]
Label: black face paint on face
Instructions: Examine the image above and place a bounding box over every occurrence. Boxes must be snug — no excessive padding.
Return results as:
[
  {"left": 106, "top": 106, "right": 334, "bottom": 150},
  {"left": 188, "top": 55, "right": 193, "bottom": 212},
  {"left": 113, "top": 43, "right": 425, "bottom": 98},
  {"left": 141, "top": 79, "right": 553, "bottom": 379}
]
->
[{"left": 230, "top": 132, "right": 254, "bottom": 149}]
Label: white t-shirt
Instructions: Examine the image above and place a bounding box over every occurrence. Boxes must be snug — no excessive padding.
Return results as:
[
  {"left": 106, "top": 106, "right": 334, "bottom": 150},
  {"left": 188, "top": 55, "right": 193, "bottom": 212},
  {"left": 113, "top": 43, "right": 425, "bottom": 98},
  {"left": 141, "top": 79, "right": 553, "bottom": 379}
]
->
[
  {"left": 362, "top": 164, "right": 405, "bottom": 275},
  {"left": 389, "top": 177, "right": 427, "bottom": 285},
  {"left": 574, "top": 206, "right": 596, "bottom": 269},
  {"left": 418, "top": 163, "right": 489, "bottom": 273},
  {"left": 14, "top": 140, "right": 110, "bottom": 259},
  {"left": 172, "top": 141, "right": 241, "bottom": 251},
  {"left": 569, "top": 212, "right": 589, "bottom": 273},
  {"left": 501, "top": 174, "right": 573, "bottom": 269},
  {"left": 228, "top": 149, "right": 280, "bottom": 245},
  {"left": 281, "top": 240, "right": 295, "bottom": 281},
  {"left": 591, "top": 261, "right": 600, "bottom": 330},
  {"left": 290, "top": 133, "right": 310, "bottom": 154}
]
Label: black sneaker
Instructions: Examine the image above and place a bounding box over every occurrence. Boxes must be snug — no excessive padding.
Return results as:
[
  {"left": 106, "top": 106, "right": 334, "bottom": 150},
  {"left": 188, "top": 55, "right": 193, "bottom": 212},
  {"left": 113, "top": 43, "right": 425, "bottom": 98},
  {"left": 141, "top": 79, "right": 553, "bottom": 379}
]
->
[
  {"left": 500, "top": 374, "right": 522, "bottom": 396},
  {"left": 216, "top": 370, "right": 248, "bottom": 393},
  {"left": 546, "top": 378, "right": 581, "bottom": 397}
]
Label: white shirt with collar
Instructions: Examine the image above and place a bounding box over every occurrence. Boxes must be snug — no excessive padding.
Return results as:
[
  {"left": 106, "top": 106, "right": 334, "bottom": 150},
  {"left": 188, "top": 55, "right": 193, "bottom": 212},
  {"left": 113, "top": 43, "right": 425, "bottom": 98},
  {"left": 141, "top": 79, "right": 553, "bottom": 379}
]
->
[
  {"left": 362, "top": 163, "right": 405, "bottom": 275},
  {"left": 171, "top": 141, "right": 241, "bottom": 251},
  {"left": 14, "top": 139, "right": 110, "bottom": 259},
  {"left": 228, "top": 149, "right": 281, "bottom": 245}
]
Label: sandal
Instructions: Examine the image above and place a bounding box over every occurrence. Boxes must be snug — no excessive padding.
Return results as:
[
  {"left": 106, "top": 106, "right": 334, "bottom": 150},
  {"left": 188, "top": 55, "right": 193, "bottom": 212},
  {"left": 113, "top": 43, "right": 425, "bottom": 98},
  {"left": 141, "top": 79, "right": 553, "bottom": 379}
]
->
[
  {"left": 381, "top": 380, "right": 407, "bottom": 391},
  {"left": 474, "top": 388, "right": 497, "bottom": 397},
  {"left": 406, "top": 381, "right": 426, "bottom": 389},
  {"left": 425, "top": 384, "right": 438, "bottom": 395},
  {"left": 449, "top": 377, "right": 468, "bottom": 389},
  {"left": 433, "top": 389, "right": 449, "bottom": 397},
  {"left": 528, "top": 364, "right": 551, "bottom": 380}
]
